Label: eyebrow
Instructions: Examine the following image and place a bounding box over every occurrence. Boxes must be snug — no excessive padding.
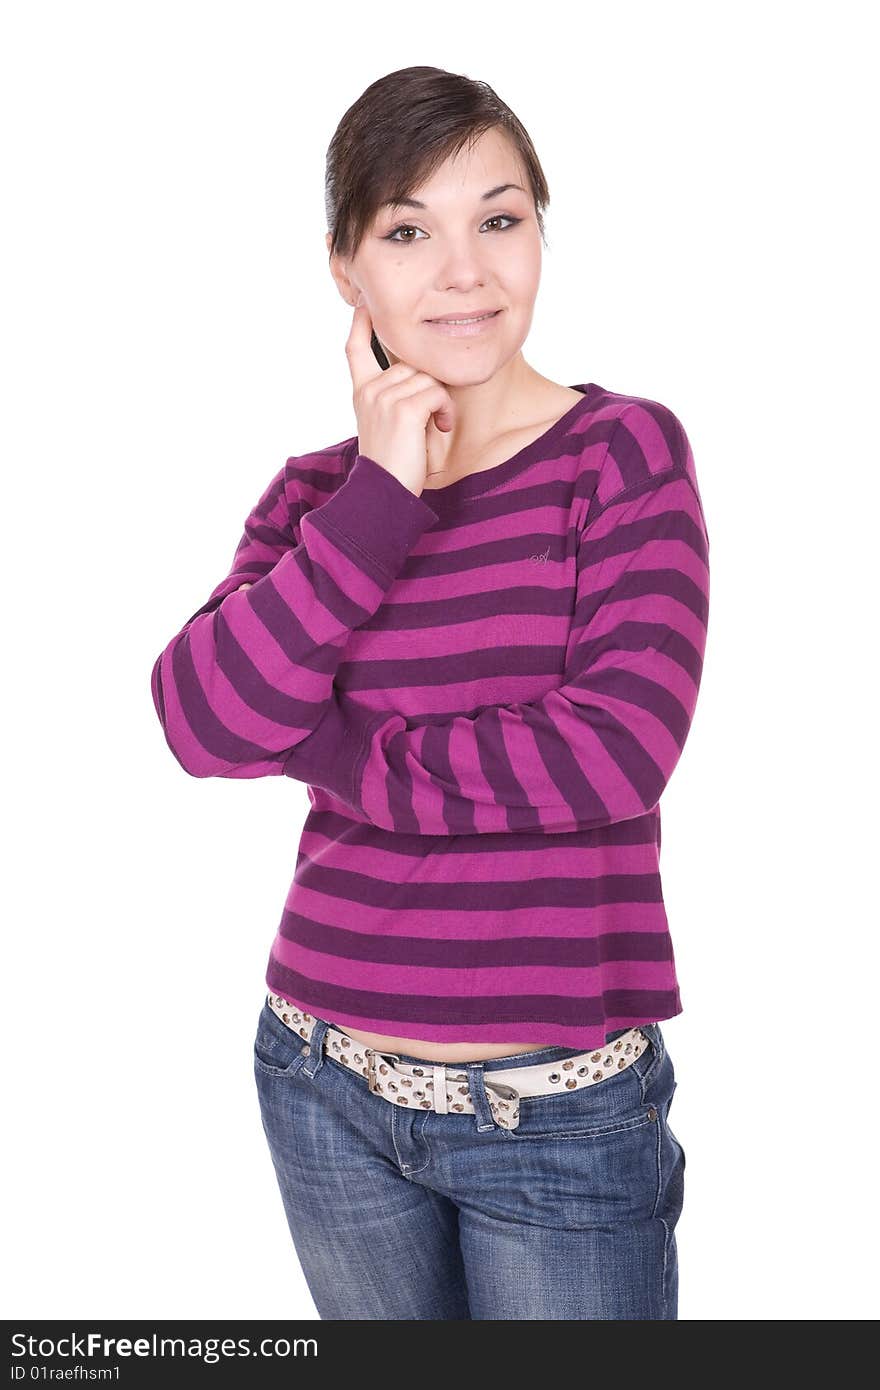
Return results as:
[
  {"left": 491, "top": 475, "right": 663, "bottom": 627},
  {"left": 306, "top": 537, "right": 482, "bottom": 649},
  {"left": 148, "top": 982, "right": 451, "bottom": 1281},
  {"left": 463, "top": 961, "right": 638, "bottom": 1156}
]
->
[{"left": 380, "top": 183, "right": 527, "bottom": 211}]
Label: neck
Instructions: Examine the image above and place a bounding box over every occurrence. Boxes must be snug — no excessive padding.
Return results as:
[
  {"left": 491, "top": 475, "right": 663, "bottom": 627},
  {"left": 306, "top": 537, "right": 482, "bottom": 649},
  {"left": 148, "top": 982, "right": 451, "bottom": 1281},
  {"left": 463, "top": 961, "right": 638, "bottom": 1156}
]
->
[{"left": 422, "top": 356, "right": 548, "bottom": 470}]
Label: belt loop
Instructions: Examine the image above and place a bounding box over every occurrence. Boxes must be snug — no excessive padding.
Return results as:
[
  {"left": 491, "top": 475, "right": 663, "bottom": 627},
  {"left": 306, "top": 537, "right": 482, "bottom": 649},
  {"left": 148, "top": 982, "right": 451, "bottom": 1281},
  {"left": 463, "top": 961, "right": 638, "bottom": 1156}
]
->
[
  {"left": 633, "top": 1022, "right": 664, "bottom": 1095},
  {"left": 431, "top": 1064, "right": 449, "bottom": 1114},
  {"left": 642, "top": 1021, "right": 665, "bottom": 1066},
  {"left": 466, "top": 1062, "right": 498, "bottom": 1133},
  {"left": 301, "top": 1017, "right": 330, "bottom": 1078}
]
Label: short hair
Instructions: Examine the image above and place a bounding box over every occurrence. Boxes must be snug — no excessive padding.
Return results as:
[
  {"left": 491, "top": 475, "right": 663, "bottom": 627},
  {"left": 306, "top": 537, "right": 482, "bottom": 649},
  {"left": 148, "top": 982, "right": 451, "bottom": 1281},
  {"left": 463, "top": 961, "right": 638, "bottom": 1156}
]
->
[{"left": 325, "top": 65, "right": 550, "bottom": 264}]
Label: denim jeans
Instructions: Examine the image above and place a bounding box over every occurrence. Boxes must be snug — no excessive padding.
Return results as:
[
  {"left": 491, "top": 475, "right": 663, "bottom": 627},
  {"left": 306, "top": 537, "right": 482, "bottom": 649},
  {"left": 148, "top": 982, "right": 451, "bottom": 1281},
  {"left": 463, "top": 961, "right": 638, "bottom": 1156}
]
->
[{"left": 253, "top": 999, "right": 685, "bottom": 1319}]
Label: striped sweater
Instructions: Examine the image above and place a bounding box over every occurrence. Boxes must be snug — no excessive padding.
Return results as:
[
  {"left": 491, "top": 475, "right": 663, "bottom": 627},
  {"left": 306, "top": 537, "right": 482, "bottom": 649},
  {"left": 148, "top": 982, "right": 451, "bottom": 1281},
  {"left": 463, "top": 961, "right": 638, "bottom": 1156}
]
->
[{"left": 151, "top": 382, "right": 710, "bottom": 1048}]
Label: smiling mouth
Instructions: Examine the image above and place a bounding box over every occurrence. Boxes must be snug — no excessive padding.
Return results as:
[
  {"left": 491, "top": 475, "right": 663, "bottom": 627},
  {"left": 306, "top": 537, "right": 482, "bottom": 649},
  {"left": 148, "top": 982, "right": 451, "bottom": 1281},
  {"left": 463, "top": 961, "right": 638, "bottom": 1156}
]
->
[{"left": 427, "top": 310, "right": 501, "bottom": 324}]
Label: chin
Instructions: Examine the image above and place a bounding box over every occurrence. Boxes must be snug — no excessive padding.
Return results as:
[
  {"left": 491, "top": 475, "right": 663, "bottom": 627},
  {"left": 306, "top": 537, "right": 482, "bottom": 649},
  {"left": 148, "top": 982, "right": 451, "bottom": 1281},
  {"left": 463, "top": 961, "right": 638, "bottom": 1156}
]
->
[
  {"left": 435, "top": 364, "right": 503, "bottom": 387},
  {"left": 405, "top": 344, "right": 509, "bottom": 382}
]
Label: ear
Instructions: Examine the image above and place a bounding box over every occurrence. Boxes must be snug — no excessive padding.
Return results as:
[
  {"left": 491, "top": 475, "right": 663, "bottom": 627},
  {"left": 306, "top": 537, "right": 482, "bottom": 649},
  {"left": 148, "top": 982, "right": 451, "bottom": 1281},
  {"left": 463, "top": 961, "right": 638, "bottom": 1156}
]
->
[{"left": 326, "top": 236, "right": 360, "bottom": 308}]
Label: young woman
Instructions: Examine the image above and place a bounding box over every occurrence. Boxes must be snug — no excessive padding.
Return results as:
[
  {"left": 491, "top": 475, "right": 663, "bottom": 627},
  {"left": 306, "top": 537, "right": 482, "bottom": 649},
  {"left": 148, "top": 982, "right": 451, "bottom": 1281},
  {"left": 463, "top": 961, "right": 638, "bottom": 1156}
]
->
[{"left": 151, "top": 65, "right": 710, "bottom": 1320}]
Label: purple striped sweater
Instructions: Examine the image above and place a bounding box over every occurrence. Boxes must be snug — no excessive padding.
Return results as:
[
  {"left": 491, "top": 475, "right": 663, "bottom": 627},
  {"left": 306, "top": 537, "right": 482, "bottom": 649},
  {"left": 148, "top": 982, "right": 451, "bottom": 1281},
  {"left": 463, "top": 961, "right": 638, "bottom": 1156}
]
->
[{"left": 151, "top": 383, "right": 710, "bottom": 1048}]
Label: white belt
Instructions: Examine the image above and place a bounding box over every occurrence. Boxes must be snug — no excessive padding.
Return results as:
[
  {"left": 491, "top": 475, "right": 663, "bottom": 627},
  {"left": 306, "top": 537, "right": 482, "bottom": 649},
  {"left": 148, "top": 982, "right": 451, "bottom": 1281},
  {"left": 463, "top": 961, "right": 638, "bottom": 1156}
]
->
[{"left": 266, "top": 994, "right": 648, "bottom": 1131}]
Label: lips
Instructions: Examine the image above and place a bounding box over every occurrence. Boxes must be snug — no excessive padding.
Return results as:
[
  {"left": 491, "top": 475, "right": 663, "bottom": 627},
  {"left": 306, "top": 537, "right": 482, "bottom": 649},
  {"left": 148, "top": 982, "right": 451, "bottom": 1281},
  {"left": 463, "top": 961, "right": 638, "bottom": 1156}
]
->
[{"left": 426, "top": 310, "right": 501, "bottom": 323}]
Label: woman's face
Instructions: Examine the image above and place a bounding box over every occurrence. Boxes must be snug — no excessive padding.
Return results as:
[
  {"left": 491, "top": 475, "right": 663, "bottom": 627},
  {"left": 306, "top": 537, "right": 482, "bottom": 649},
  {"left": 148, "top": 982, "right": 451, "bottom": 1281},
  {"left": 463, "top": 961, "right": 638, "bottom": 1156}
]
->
[{"left": 328, "top": 127, "right": 543, "bottom": 386}]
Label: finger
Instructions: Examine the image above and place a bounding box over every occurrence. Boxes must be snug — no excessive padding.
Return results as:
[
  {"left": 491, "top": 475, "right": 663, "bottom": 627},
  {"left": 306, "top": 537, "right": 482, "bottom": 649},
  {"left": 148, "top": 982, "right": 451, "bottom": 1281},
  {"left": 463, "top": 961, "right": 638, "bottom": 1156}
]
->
[
  {"left": 382, "top": 376, "right": 456, "bottom": 434},
  {"left": 344, "top": 293, "right": 384, "bottom": 395},
  {"left": 236, "top": 582, "right": 252, "bottom": 590}
]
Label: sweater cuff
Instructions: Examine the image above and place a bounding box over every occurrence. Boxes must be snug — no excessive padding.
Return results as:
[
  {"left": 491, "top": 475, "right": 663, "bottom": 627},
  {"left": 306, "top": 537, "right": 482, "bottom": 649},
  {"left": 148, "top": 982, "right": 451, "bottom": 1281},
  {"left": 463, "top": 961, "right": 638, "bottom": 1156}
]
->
[
  {"left": 309, "top": 453, "right": 438, "bottom": 581},
  {"left": 282, "top": 695, "right": 386, "bottom": 812}
]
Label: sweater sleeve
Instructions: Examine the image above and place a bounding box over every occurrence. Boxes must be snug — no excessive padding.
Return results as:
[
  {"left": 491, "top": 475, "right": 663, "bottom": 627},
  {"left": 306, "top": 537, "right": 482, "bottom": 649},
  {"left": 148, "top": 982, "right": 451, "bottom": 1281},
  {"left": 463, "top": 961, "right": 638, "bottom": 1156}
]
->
[
  {"left": 150, "top": 452, "right": 438, "bottom": 778},
  {"left": 281, "top": 456, "right": 710, "bottom": 832}
]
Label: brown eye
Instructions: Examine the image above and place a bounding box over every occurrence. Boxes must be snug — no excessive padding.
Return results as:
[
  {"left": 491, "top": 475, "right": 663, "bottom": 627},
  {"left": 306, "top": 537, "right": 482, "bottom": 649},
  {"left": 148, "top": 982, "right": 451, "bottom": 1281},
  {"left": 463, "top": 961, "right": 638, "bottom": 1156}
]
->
[
  {"left": 384, "top": 224, "right": 424, "bottom": 243},
  {"left": 383, "top": 215, "right": 522, "bottom": 245}
]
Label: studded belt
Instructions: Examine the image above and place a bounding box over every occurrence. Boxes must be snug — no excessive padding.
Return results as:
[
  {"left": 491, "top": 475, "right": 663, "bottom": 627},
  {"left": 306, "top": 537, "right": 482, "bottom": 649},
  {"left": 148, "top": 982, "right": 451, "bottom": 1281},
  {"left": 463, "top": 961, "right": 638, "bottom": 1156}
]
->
[{"left": 266, "top": 994, "right": 648, "bottom": 1131}]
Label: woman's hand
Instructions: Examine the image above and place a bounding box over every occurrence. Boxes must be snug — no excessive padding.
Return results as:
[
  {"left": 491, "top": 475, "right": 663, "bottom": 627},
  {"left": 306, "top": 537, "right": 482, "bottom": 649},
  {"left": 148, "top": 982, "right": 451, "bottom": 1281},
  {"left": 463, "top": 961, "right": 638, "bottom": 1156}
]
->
[{"left": 345, "top": 293, "right": 456, "bottom": 497}]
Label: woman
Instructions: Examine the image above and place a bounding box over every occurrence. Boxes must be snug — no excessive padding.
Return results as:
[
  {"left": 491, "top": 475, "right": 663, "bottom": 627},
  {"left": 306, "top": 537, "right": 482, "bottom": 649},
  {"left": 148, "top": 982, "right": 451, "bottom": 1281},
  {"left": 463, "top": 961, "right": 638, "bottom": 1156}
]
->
[{"left": 151, "top": 65, "right": 710, "bottom": 1320}]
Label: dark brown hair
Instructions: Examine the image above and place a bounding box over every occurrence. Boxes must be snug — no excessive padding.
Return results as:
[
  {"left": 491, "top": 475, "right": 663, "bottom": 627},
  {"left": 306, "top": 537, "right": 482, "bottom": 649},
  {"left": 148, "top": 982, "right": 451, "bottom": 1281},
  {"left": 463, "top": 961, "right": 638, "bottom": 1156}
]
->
[{"left": 325, "top": 66, "right": 551, "bottom": 264}]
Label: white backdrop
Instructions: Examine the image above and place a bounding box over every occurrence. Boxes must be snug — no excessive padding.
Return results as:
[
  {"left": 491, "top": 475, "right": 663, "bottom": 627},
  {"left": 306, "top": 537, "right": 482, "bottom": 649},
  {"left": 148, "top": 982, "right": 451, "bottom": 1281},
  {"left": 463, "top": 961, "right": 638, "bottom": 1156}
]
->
[{"left": 3, "top": 0, "right": 876, "bottom": 1321}]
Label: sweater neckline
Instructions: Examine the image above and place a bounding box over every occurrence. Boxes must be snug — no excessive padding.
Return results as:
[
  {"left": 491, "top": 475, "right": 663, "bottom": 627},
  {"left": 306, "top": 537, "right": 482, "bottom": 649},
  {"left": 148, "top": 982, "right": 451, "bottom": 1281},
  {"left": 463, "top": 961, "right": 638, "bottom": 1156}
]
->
[{"left": 414, "top": 382, "right": 600, "bottom": 514}]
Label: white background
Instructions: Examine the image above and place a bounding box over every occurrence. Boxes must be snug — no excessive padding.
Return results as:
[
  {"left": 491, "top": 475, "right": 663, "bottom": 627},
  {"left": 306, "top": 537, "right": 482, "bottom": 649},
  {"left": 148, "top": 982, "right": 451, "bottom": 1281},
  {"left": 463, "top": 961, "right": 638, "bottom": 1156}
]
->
[{"left": 3, "top": 0, "right": 877, "bottom": 1322}]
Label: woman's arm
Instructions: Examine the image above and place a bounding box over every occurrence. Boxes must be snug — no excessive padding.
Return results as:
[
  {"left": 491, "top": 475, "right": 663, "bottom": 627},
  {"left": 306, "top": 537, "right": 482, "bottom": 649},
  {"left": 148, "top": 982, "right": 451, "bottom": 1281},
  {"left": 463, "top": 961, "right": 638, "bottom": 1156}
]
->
[
  {"left": 282, "top": 460, "right": 710, "bottom": 831},
  {"left": 150, "top": 451, "right": 438, "bottom": 778}
]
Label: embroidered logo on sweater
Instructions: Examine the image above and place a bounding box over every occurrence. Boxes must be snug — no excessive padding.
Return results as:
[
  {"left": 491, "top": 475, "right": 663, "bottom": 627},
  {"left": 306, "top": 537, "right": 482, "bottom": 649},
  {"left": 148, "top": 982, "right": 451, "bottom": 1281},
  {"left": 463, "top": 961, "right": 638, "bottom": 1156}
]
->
[{"left": 526, "top": 545, "right": 551, "bottom": 565}]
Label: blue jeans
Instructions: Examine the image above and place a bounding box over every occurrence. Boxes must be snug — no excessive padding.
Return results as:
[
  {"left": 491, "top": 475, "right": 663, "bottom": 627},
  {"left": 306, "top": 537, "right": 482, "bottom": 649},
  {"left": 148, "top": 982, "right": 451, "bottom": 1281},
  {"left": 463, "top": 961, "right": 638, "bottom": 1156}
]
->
[{"left": 253, "top": 1000, "right": 685, "bottom": 1319}]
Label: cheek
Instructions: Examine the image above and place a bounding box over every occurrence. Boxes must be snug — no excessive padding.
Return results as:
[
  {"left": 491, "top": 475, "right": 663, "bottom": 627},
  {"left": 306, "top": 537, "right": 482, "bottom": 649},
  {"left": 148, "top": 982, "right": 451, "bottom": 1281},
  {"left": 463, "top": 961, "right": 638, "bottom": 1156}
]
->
[
  {"left": 507, "top": 262, "right": 542, "bottom": 304},
  {"left": 506, "top": 244, "right": 542, "bottom": 302},
  {"left": 370, "top": 294, "right": 420, "bottom": 340},
  {"left": 503, "top": 300, "right": 536, "bottom": 336}
]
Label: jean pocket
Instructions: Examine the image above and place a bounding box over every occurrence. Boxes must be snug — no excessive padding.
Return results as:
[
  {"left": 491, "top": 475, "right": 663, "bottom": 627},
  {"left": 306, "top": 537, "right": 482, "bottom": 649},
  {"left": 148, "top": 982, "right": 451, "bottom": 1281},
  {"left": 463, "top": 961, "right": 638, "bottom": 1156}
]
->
[
  {"left": 504, "top": 1052, "right": 655, "bottom": 1141},
  {"left": 253, "top": 1000, "right": 309, "bottom": 1078}
]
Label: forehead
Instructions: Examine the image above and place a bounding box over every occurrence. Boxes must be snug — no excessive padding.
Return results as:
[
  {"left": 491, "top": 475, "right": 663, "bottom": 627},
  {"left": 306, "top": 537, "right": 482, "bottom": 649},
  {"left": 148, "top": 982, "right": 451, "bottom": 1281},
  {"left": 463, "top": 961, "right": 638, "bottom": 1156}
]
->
[{"left": 382, "top": 129, "right": 528, "bottom": 214}]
